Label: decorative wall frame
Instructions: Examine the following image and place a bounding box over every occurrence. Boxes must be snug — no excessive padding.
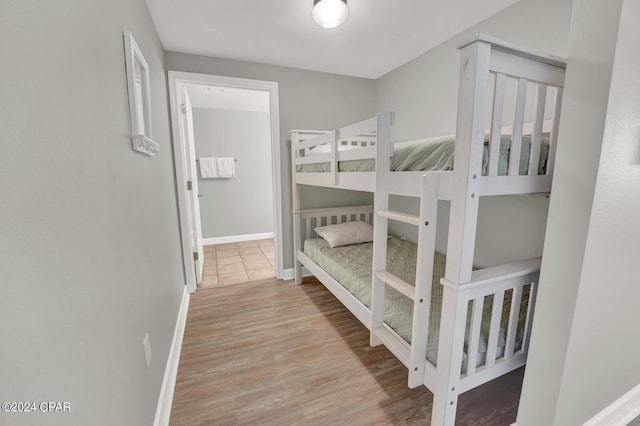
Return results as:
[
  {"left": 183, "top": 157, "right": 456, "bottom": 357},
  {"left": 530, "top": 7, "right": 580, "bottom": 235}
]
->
[{"left": 124, "top": 32, "right": 159, "bottom": 156}]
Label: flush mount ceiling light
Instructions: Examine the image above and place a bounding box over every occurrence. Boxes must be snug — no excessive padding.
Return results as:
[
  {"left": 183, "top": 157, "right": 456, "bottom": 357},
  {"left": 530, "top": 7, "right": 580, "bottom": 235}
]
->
[{"left": 312, "top": 0, "right": 349, "bottom": 29}]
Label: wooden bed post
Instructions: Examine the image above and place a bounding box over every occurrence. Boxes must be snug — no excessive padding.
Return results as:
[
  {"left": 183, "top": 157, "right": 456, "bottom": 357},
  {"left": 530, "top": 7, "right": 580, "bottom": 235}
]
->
[
  {"left": 291, "top": 131, "right": 303, "bottom": 284},
  {"left": 433, "top": 38, "right": 492, "bottom": 426},
  {"left": 370, "top": 111, "right": 393, "bottom": 347},
  {"left": 445, "top": 38, "right": 491, "bottom": 285}
]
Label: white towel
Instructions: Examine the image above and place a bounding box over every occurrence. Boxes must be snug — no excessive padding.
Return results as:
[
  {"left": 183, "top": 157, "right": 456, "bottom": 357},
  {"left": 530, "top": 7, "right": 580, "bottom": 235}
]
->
[
  {"left": 215, "top": 157, "right": 235, "bottom": 178},
  {"left": 199, "top": 157, "right": 235, "bottom": 179},
  {"left": 199, "top": 158, "right": 217, "bottom": 178}
]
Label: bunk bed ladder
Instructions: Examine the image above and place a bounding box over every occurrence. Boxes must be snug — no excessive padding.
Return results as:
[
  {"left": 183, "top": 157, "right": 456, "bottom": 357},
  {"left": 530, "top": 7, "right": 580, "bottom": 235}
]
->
[
  {"left": 370, "top": 111, "right": 440, "bottom": 389},
  {"left": 371, "top": 173, "right": 440, "bottom": 388}
]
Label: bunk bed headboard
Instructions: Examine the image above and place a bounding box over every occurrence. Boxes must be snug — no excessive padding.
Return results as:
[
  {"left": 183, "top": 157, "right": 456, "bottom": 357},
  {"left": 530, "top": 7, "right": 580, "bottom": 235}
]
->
[
  {"left": 297, "top": 205, "right": 375, "bottom": 244},
  {"left": 446, "top": 34, "right": 567, "bottom": 284},
  {"left": 456, "top": 33, "right": 567, "bottom": 186}
]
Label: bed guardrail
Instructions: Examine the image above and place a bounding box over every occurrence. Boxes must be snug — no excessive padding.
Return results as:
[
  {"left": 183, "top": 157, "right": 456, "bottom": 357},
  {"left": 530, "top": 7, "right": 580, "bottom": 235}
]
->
[
  {"left": 440, "top": 259, "right": 539, "bottom": 391},
  {"left": 291, "top": 116, "right": 382, "bottom": 185}
]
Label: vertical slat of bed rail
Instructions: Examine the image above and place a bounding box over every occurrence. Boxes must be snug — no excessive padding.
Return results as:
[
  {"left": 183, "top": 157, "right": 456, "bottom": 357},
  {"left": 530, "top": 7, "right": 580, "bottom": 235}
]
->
[
  {"left": 291, "top": 131, "right": 303, "bottom": 284},
  {"left": 489, "top": 73, "right": 506, "bottom": 176},
  {"left": 485, "top": 290, "right": 505, "bottom": 367},
  {"left": 465, "top": 297, "right": 485, "bottom": 376},
  {"left": 330, "top": 130, "right": 338, "bottom": 185},
  {"left": 305, "top": 218, "right": 311, "bottom": 241},
  {"left": 529, "top": 83, "right": 547, "bottom": 175},
  {"left": 546, "top": 86, "right": 563, "bottom": 176},
  {"left": 508, "top": 78, "right": 527, "bottom": 176},
  {"left": 504, "top": 286, "right": 523, "bottom": 359},
  {"left": 522, "top": 281, "right": 538, "bottom": 353}
]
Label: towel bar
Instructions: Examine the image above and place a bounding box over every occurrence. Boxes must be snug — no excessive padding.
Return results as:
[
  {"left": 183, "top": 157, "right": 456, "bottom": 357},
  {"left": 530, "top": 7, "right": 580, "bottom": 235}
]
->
[{"left": 196, "top": 157, "right": 238, "bottom": 162}]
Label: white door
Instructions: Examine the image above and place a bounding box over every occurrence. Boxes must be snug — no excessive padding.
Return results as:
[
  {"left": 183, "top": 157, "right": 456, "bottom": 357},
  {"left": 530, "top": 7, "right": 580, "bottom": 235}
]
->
[{"left": 181, "top": 90, "right": 205, "bottom": 284}]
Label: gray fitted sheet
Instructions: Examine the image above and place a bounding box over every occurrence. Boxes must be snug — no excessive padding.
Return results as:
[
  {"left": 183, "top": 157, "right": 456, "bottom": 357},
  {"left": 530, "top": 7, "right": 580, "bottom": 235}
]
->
[
  {"left": 304, "top": 236, "right": 529, "bottom": 367},
  {"left": 298, "top": 134, "right": 549, "bottom": 175}
]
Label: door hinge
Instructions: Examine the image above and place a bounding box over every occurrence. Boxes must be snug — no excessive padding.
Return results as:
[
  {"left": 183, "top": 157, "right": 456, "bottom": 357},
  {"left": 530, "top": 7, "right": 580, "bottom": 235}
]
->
[
  {"left": 181, "top": 103, "right": 187, "bottom": 114},
  {"left": 187, "top": 180, "right": 192, "bottom": 190},
  {"left": 193, "top": 252, "right": 199, "bottom": 261}
]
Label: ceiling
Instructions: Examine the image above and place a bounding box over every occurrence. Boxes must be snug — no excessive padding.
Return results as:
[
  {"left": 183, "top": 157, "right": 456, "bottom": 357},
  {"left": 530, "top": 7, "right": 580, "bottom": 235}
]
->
[{"left": 146, "top": 0, "right": 519, "bottom": 79}]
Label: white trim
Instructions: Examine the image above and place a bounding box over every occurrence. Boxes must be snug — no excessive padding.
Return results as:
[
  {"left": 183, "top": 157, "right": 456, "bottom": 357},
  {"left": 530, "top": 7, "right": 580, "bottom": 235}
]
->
[
  {"left": 202, "top": 232, "right": 274, "bottom": 246},
  {"left": 281, "top": 267, "right": 313, "bottom": 280},
  {"left": 132, "top": 134, "right": 159, "bottom": 156},
  {"left": 583, "top": 385, "right": 640, "bottom": 426},
  {"left": 153, "top": 286, "right": 190, "bottom": 426},
  {"left": 168, "top": 71, "right": 284, "bottom": 289},
  {"left": 514, "top": 386, "right": 640, "bottom": 426}
]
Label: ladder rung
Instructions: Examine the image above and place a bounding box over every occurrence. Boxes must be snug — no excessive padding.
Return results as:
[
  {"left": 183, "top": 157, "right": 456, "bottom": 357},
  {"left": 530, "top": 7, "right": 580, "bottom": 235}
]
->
[
  {"left": 372, "top": 326, "right": 410, "bottom": 367},
  {"left": 376, "top": 271, "right": 415, "bottom": 300},
  {"left": 377, "top": 210, "right": 420, "bottom": 226}
]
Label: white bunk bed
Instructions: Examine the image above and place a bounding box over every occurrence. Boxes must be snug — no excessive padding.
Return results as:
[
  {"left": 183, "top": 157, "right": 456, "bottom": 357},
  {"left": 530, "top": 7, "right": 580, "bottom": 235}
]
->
[{"left": 290, "top": 34, "right": 566, "bottom": 425}]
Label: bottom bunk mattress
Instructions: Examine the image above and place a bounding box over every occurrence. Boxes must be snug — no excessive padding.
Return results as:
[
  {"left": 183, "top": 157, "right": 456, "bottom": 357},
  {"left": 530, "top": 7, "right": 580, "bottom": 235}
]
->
[{"left": 303, "top": 236, "right": 529, "bottom": 367}]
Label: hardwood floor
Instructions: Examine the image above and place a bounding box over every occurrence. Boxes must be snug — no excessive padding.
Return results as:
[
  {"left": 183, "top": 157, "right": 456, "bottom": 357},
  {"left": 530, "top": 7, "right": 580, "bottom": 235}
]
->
[{"left": 170, "top": 277, "right": 525, "bottom": 425}]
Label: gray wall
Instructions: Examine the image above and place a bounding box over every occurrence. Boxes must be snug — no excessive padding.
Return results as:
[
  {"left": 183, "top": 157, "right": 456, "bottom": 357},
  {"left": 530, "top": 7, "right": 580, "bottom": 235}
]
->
[
  {"left": 192, "top": 108, "right": 274, "bottom": 238},
  {"left": 374, "top": 0, "right": 573, "bottom": 267},
  {"left": 554, "top": 2, "right": 640, "bottom": 421},
  {"left": 375, "top": 0, "right": 573, "bottom": 141},
  {"left": 517, "top": 0, "right": 638, "bottom": 424},
  {"left": 0, "top": 1, "right": 184, "bottom": 425},
  {"left": 166, "top": 52, "right": 375, "bottom": 269}
]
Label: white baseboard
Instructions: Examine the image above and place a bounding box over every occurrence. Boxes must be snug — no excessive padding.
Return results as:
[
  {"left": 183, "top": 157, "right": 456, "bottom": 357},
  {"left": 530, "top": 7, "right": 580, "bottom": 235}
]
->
[
  {"left": 514, "top": 384, "right": 640, "bottom": 426},
  {"left": 281, "top": 266, "right": 313, "bottom": 280},
  {"left": 154, "top": 286, "right": 190, "bottom": 426},
  {"left": 583, "top": 384, "right": 640, "bottom": 426},
  {"left": 202, "top": 232, "right": 274, "bottom": 246}
]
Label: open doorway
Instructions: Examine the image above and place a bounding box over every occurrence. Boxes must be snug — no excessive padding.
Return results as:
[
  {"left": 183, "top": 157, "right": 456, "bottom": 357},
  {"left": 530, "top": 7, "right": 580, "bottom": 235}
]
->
[{"left": 168, "top": 72, "right": 282, "bottom": 293}]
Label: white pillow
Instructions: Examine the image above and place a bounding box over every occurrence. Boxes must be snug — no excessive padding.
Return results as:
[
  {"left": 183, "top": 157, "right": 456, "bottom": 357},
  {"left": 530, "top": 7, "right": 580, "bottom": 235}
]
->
[{"left": 314, "top": 221, "right": 374, "bottom": 248}]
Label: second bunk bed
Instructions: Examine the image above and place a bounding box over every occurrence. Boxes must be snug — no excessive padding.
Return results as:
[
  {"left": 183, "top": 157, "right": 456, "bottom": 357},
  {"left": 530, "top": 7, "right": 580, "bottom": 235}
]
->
[{"left": 290, "top": 34, "right": 566, "bottom": 425}]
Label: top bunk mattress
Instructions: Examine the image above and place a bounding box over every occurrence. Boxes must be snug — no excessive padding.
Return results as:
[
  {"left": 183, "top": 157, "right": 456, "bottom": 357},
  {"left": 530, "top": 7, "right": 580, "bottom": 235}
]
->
[
  {"left": 298, "top": 134, "right": 549, "bottom": 175},
  {"left": 303, "top": 236, "right": 529, "bottom": 367}
]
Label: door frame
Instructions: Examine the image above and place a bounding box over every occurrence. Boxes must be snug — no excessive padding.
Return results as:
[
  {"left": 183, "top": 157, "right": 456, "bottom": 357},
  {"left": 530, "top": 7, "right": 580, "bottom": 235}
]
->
[{"left": 168, "top": 71, "right": 283, "bottom": 293}]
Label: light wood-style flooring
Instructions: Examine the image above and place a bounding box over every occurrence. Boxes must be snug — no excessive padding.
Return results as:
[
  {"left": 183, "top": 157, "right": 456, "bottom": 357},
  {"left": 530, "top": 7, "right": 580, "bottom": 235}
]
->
[{"left": 170, "top": 277, "right": 524, "bottom": 425}]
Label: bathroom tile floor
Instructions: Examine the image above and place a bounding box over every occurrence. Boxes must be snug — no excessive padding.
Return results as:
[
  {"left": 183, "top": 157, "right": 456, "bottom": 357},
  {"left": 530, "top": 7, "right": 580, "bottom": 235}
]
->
[{"left": 199, "top": 239, "right": 275, "bottom": 288}]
